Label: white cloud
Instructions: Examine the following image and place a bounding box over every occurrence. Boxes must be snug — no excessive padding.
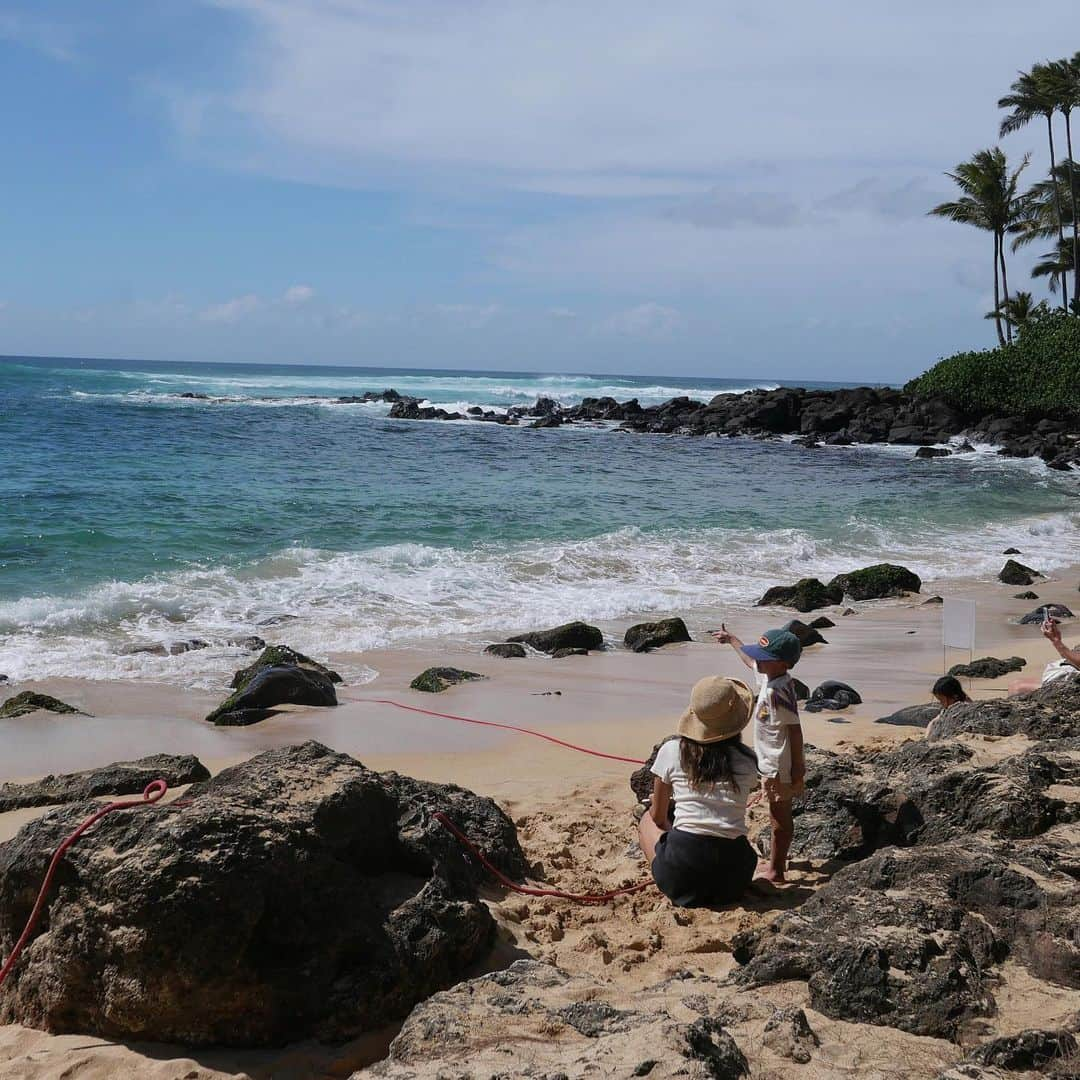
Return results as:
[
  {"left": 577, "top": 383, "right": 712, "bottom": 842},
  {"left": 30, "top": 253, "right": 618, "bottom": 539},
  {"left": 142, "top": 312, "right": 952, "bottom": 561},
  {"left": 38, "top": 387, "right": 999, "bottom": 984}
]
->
[
  {"left": 597, "top": 302, "right": 685, "bottom": 339},
  {"left": 432, "top": 303, "right": 501, "bottom": 329},
  {"left": 178, "top": 1, "right": 1072, "bottom": 196},
  {"left": 200, "top": 294, "right": 262, "bottom": 323},
  {"left": 0, "top": 14, "right": 76, "bottom": 62},
  {"left": 282, "top": 284, "right": 315, "bottom": 305}
]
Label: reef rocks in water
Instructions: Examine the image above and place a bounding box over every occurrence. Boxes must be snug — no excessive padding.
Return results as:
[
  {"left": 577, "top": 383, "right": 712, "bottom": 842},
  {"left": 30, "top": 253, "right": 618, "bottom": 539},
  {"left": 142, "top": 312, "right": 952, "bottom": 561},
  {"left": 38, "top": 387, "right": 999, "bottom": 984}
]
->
[
  {"left": 0, "top": 742, "right": 524, "bottom": 1046},
  {"left": 829, "top": 563, "right": 921, "bottom": 600},
  {"left": 999, "top": 559, "right": 1043, "bottom": 586},
  {"left": 507, "top": 620, "right": 604, "bottom": 654},
  {"left": 947, "top": 656, "right": 1026, "bottom": 679},
  {"left": 0, "top": 754, "right": 210, "bottom": 813},
  {"left": 624, "top": 617, "right": 692, "bottom": 653},
  {"left": 757, "top": 578, "right": 842, "bottom": 613},
  {"left": 0, "top": 693, "right": 86, "bottom": 720},
  {"left": 363, "top": 961, "right": 750, "bottom": 1080},
  {"left": 410, "top": 667, "right": 487, "bottom": 693}
]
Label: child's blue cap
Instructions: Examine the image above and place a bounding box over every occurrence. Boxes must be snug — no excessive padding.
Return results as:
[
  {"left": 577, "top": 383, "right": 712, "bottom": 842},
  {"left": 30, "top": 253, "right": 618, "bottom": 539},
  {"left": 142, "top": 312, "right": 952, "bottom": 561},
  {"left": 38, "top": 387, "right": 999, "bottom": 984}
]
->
[{"left": 741, "top": 628, "right": 802, "bottom": 666}]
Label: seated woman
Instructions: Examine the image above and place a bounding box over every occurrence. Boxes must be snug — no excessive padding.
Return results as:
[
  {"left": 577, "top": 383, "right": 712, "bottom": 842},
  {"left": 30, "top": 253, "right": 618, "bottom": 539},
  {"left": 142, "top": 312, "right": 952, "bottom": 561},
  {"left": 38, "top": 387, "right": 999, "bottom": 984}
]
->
[
  {"left": 1009, "top": 616, "right": 1080, "bottom": 694},
  {"left": 932, "top": 675, "right": 969, "bottom": 709},
  {"left": 637, "top": 675, "right": 759, "bottom": 907}
]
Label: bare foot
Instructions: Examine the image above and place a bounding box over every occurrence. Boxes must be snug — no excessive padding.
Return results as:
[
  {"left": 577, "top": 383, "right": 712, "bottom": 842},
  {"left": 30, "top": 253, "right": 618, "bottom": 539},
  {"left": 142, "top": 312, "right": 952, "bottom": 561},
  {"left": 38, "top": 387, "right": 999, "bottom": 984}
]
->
[{"left": 754, "top": 863, "right": 786, "bottom": 884}]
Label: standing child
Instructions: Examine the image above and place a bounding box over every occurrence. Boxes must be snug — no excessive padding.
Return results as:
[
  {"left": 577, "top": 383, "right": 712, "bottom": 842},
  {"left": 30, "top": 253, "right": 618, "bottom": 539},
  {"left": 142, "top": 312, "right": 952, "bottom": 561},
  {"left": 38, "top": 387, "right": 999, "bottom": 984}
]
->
[{"left": 711, "top": 624, "right": 804, "bottom": 883}]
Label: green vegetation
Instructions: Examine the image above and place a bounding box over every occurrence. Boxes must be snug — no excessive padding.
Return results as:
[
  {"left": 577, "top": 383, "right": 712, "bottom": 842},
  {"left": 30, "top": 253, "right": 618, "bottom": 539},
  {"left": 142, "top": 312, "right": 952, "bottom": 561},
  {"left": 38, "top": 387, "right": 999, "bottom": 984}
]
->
[{"left": 907, "top": 309, "right": 1080, "bottom": 413}]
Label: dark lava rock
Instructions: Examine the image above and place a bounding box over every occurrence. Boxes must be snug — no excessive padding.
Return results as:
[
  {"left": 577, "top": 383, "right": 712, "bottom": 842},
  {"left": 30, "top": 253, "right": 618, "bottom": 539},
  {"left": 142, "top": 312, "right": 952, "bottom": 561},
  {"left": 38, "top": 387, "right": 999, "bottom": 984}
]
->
[
  {"left": 507, "top": 620, "right": 604, "bottom": 654},
  {"left": 0, "top": 742, "right": 524, "bottom": 1046},
  {"left": 782, "top": 618, "right": 828, "bottom": 647},
  {"left": 552, "top": 647, "right": 589, "bottom": 658},
  {"left": 948, "top": 656, "right": 1026, "bottom": 679},
  {"left": 791, "top": 678, "right": 810, "bottom": 701},
  {"left": 367, "top": 960, "right": 750, "bottom": 1079},
  {"left": 1000, "top": 559, "right": 1043, "bottom": 586},
  {"left": 122, "top": 640, "right": 211, "bottom": 657},
  {"left": 529, "top": 415, "right": 563, "bottom": 428},
  {"left": 1019, "top": 603, "right": 1074, "bottom": 625},
  {"left": 0, "top": 675, "right": 7, "bottom": 684},
  {"left": 1004, "top": 547, "right": 1023, "bottom": 555},
  {"left": 928, "top": 678, "right": 1080, "bottom": 741},
  {"left": 0, "top": 693, "right": 86, "bottom": 720},
  {"left": 230, "top": 645, "right": 342, "bottom": 690},
  {"left": 922, "top": 595, "right": 944, "bottom": 605},
  {"left": 761, "top": 1006, "right": 819, "bottom": 1064},
  {"left": 1014, "top": 591, "right": 1040, "bottom": 600},
  {"left": 0, "top": 755, "right": 210, "bottom": 813},
  {"left": 256, "top": 613, "right": 300, "bottom": 627},
  {"left": 484, "top": 642, "right": 527, "bottom": 659},
  {"left": 915, "top": 446, "right": 951, "bottom": 458},
  {"left": 875, "top": 703, "right": 940, "bottom": 728},
  {"left": 410, "top": 667, "right": 487, "bottom": 693},
  {"left": 965, "top": 1028, "right": 1079, "bottom": 1071},
  {"left": 226, "top": 635, "right": 266, "bottom": 651},
  {"left": 809, "top": 616, "right": 835, "bottom": 629},
  {"left": 757, "top": 578, "right": 843, "bottom": 613},
  {"left": 630, "top": 736, "right": 677, "bottom": 803},
  {"left": 208, "top": 665, "right": 339, "bottom": 725},
  {"left": 624, "top": 617, "right": 692, "bottom": 653},
  {"left": 733, "top": 838, "right": 1076, "bottom": 1040},
  {"left": 829, "top": 564, "right": 921, "bottom": 600}
]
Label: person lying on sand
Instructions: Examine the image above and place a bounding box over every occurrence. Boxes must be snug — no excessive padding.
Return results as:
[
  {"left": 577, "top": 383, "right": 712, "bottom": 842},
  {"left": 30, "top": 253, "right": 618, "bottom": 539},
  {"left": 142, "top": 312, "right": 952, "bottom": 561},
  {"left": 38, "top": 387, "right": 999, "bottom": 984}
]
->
[
  {"left": 712, "top": 625, "right": 804, "bottom": 884},
  {"left": 637, "top": 676, "right": 759, "bottom": 908},
  {"left": 1009, "top": 616, "right": 1080, "bottom": 694}
]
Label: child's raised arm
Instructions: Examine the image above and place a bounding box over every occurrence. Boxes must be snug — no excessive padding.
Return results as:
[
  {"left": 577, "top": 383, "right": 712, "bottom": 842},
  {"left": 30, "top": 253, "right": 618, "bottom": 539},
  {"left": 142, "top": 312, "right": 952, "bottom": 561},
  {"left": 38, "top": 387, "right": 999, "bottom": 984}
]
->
[{"left": 710, "top": 623, "right": 757, "bottom": 672}]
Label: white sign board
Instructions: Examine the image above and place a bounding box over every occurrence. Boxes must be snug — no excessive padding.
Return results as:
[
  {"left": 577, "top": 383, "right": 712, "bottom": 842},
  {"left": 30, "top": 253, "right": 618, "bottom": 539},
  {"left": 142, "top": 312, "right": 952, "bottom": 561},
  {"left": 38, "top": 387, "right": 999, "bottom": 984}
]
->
[{"left": 943, "top": 598, "right": 977, "bottom": 652}]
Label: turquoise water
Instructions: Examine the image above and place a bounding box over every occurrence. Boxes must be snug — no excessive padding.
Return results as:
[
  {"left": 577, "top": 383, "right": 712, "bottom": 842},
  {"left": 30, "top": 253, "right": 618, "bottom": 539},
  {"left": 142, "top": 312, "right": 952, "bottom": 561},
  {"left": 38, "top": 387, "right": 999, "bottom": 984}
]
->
[{"left": 1, "top": 355, "right": 1078, "bottom": 686}]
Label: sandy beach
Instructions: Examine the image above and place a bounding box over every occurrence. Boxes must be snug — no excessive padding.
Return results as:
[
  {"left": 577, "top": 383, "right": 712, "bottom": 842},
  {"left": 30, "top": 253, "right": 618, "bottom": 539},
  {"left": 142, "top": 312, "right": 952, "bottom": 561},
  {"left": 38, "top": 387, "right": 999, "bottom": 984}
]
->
[{"left": 1, "top": 559, "right": 1077, "bottom": 1077}]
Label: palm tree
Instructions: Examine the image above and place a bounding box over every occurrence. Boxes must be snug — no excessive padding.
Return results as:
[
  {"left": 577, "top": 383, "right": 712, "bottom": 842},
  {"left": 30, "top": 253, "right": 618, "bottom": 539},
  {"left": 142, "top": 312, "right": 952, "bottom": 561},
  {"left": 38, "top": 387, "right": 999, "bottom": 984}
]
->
[
  {"left": 1045, "top": 56, "right": 1080, "bottom": 308},
  {"left": 1031, "top": 238, "right": 1075, "bottom": 294},
  {"left": 999, "top": 64, "right": 1069, "bottom": 303},
  {"left": 985, "top": 290, "right": 1046, "bottom": 331},
  {"left": 930, "top": 148, "right": 1031, "bottom": 345}
]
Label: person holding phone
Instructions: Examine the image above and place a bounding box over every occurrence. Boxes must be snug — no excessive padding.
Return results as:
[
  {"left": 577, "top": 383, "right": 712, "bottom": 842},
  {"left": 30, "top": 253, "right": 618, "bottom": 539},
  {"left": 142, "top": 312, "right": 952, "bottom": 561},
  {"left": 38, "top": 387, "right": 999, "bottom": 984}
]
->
[{"left": 1009, "top": 615, "right": 1080, "bottom": 693}]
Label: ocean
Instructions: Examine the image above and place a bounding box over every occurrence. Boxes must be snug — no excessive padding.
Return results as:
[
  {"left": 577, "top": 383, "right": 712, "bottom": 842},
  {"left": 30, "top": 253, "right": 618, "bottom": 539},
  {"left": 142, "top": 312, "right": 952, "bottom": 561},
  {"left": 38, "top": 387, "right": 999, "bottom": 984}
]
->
[{"left": 2, "top": 355, "right": 1078, "bottom": 688}]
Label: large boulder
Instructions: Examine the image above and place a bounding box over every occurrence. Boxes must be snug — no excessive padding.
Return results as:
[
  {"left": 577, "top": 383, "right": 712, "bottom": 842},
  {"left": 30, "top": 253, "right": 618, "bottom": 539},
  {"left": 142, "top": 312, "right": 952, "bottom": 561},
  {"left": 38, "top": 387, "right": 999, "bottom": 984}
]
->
[
  {"left": 999, "top": 559, "right": 1043, "bottom": 586},
  {"left": 229, "top": 645, "right": 341, "bottom": 690},
  {"left": 507, "top": 621, "right": 604, "bottom": 654},
  {"left": 0, "top": 693, "right": 85, "bottom": 720},
  {"left": 756, "top": 578, "right": 842, "bottom": 613},
  {"left": 0, "top": 755, "right": 210, "bottom": 813},
  {"left": 733, "top": 835, "right": 1078, "bottom": 1040},
  {"left": 624, "top": 617, "right": 692, "bottom": 652},
  {"left": 364, "top": 961, "right": 750, "bottom": 1080},
  {"left": 928, "top": 678, "right": 1080, "bottom": 741},
  {"left": 828, "top": 564, "right": 921, "bottom": 600},
  {"left": 409, "top": 667, "right": 486, "bottom": 693},
  {"left": 206, "top": 665, "right": 338, "bottom": 725},
  {"left": 0, "top": 742, "right": 525, "bottom": 1046}
]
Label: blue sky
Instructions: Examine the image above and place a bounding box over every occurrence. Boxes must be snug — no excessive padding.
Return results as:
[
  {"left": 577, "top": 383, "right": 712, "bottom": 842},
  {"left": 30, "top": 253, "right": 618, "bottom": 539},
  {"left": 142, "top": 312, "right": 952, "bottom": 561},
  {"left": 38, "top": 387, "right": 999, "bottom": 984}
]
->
[{"left": 0, "top": 1, "right": 1075, "bottom": 379}]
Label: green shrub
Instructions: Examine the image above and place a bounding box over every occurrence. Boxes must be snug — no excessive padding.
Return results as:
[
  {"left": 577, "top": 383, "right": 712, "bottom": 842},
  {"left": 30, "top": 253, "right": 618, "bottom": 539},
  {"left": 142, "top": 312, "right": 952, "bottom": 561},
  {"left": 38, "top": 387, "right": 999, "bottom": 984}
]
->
[{"left": 906, "top": 311, "right": 1080, "bottom": 413}]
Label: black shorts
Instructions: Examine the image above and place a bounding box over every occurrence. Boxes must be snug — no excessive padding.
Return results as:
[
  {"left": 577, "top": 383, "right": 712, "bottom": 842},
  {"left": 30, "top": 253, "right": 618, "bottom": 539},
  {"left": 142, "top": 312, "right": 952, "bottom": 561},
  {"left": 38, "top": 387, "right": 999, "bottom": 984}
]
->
[{"left": 651, "top": 828, "right": 756, "bottom": 908}]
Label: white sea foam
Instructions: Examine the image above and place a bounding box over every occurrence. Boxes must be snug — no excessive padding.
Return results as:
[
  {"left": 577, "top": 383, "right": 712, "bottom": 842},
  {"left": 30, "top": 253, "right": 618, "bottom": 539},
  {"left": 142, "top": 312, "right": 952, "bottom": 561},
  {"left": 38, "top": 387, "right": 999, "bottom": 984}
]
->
[{"left": 2, "top": 513, "right": 1078, "bottom": 687}]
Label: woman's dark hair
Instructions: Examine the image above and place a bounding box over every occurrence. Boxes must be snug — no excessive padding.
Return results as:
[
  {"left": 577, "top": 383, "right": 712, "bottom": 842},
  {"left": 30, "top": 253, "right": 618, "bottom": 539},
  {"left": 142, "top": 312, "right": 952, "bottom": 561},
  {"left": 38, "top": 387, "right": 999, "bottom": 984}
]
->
[
  {"left": 679, "top": 735, "right": 757, "bottom": 790},
  {"left": 932, "top": 675, "right": 969, "bottom": 703}
]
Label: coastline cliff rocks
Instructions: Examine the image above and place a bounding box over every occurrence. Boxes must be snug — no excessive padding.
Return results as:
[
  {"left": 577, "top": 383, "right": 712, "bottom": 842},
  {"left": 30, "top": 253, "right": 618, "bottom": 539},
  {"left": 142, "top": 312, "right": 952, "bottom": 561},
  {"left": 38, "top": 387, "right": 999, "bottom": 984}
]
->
[{"left": 382, "top": 384, "right": 1080, "bottom": 468}]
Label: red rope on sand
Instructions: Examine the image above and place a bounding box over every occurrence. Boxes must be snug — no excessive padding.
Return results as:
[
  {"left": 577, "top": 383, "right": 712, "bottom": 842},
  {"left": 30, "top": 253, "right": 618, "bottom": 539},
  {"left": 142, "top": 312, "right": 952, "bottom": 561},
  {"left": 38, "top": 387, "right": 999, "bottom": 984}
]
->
[
  {"left": 0, "top": 779, "right": 168, "bottom": 989},
  {"left": 434, "top": 812, "right": 655, "bottom": 904},
  {"left": 360, "top": 698, "right": 647, "bottom": 766}
]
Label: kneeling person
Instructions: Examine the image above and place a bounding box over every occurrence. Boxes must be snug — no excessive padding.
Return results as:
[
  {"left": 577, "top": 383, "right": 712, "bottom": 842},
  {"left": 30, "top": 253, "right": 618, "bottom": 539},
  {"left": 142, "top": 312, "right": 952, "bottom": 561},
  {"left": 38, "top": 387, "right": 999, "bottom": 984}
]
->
[{"left": 638, "top": 676, "right": 758, "bottom": 907}]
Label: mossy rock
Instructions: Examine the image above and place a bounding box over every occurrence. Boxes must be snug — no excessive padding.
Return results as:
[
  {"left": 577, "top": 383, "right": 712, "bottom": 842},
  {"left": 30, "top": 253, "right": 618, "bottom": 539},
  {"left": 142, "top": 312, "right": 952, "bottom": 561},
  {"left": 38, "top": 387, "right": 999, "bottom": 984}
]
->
[
  {"left": 998, "top": 559, "right": 1042, "bottom": 586},
  {"left": 230, "top": 645, "right": 341, "bottom": 691},
  {"left": 829, "top": 564, "right": 921, "bottom": 600},
  {"left": 410, "top": 668, "right": 487, "bottom": 693},
  {"left": 0, "top": 692, "right": 86, "bottom": 719},
  {"left": 757, "top": 578, "right": 842, "bottom": 613}
]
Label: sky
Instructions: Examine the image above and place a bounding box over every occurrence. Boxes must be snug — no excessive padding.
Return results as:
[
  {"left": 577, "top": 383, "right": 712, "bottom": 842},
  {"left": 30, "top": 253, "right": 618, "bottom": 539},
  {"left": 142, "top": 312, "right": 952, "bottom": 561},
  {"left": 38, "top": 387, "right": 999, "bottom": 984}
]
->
[{"left": 0, "top": 0, "right": 1076, "bottom": 380}]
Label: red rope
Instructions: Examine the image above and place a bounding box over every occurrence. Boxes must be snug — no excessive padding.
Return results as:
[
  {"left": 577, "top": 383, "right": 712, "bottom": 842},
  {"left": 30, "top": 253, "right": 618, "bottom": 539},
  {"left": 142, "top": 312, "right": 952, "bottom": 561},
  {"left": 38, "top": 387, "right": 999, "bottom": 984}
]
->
[
  {"left": 434, "top": 812, "right": 655, "bottom": 904},
  {"left": 360, "top": 698, "right": 647, "bottom": 765},
  {"left": 0, "top": 779, "right": 168, "bottom": 989}
]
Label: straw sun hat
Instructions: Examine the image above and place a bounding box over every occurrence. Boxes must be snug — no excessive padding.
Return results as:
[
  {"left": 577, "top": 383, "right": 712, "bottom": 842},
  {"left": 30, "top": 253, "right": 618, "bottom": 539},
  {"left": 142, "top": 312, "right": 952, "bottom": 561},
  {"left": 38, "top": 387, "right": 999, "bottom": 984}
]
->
[{"left": 677, "top": 676, "right": 754, "bottom": 743}]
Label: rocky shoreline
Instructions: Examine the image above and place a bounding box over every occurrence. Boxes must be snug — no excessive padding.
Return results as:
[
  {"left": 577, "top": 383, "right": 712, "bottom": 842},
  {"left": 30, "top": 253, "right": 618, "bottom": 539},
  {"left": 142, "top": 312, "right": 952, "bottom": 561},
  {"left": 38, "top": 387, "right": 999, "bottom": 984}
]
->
[{"left": 378, "top": 385, "right": 1080, "bottom": 469}]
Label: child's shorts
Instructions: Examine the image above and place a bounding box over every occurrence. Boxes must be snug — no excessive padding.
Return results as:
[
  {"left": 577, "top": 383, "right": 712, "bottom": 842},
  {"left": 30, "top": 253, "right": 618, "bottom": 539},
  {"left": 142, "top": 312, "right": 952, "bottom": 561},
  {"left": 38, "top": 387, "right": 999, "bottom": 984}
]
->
[{"left": 650, "top": 828, "right": 756, "bottom": 908}]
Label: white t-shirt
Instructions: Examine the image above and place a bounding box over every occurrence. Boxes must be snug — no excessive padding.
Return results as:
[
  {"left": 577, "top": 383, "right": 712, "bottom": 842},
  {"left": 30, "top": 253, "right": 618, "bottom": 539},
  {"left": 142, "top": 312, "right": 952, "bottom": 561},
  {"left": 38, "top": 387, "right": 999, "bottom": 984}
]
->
[
  {"left": 753, "top": 673, "right": 801, "bottom": 782},
  {"left": 650, "top": 738, "right": 758, "bottom": 839}
]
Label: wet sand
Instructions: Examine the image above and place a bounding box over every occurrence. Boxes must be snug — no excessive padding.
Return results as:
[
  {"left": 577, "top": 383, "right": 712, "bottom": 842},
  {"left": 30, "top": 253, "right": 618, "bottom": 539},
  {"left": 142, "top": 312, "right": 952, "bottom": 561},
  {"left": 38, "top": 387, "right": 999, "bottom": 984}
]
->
[{"left": 0, "top": 563, "right": 1077, "bottom": 1076}]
